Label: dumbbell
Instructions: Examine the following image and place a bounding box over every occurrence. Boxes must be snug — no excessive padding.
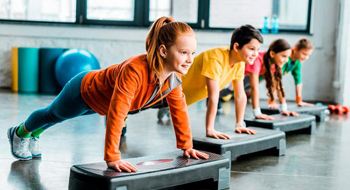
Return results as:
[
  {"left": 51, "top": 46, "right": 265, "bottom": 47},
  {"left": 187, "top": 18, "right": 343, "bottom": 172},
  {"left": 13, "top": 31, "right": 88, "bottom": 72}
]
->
[
  {"left": 334, "top": 105, "right": 349, "bottom": 115},
  {"left": 328, "top": 105, "right": 336, "bottom": 114}
]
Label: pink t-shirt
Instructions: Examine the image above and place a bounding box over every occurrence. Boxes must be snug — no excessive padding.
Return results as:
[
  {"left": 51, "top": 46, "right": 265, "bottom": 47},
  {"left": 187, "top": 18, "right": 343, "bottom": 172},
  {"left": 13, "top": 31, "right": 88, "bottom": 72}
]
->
[{"left": 245, "top": 52, "right": 266, "bottom": 76}]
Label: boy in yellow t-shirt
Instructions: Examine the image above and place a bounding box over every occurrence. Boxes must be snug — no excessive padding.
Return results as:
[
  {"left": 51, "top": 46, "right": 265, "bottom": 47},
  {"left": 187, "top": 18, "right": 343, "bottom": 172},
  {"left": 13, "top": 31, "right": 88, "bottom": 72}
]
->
[{"left": 159, "top": 25, "right": 263, "bottom": 139}]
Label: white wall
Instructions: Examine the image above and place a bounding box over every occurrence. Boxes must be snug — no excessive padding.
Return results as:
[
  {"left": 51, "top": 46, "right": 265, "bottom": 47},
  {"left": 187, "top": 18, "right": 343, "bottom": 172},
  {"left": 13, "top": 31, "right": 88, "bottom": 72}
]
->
[
  {"left": 335, "top": 0, "right": 350, "bottom": 105},
  {"left": 0, "top": 0, "right": 341, "bottom": 102},
  {"left": 262, "top": 0, "right": 339, "bottom": 102}
]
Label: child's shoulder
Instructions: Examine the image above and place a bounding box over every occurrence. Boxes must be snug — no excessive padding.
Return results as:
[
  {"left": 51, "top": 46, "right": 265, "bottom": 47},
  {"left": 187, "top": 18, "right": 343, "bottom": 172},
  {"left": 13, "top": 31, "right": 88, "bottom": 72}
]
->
[
  {"left": 126, "top": 54, "right": 147, "bottom": 64},
  {"left": 203, "top": 46, "right": 230, "bottom": 59},
  {"left": 113, "top": 54, "right": 148, "bottom": 76},
  {"left": 122, "top": 54, "right": 148, "bottom": 68},
  {"left": 258, "top": 51, "right": 266, "bottom": 57},
  {"left": 256, "top": 51, "right": 266, "bottom": 63}
]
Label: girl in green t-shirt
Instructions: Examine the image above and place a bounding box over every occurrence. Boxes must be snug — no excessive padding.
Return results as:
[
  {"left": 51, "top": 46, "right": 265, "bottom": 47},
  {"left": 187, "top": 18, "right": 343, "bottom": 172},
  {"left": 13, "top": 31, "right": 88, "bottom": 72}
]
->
[{"left": 279, "top": 38, "right": 314, "bottom": 107}]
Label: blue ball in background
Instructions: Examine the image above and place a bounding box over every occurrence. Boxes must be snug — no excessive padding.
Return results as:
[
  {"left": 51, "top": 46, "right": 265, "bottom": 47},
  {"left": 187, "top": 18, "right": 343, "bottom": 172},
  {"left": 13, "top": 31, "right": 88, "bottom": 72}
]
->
[{"left": 55, "top": 49, "right": 100, "bottom": 87}]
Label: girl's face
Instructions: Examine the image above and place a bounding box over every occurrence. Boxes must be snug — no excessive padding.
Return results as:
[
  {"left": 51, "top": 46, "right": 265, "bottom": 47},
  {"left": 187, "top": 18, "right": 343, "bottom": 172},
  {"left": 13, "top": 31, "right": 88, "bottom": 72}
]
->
[
  {"left": 162, "top": 34, "right": 197, "bottom": 75},
  {"left": 271, "top": 49, "right": 292, "bottom": 67},
  {"left": 294, "top": 48, "right": 313, "bottom": 63},
  {"left": 236, "top": 38, "right": 261, "bottom": 65}
]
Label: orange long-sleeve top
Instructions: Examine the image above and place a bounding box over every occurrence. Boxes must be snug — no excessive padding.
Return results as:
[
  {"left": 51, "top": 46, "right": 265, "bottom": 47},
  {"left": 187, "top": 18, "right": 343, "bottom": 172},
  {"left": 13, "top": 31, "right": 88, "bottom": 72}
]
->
[{"left": 80, "top": 54, "right": 193, "bottom": 162}]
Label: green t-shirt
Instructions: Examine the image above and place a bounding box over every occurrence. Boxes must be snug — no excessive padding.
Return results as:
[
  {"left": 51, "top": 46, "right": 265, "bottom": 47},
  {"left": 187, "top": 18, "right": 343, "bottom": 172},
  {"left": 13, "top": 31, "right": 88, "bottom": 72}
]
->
[{"left": 282, "top": 57, "right": 302, "bottom": 85}]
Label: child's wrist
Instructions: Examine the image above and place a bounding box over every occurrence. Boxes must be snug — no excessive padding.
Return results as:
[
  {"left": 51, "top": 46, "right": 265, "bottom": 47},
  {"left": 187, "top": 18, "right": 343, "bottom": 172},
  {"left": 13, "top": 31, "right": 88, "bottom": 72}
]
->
[
  {"left": 280, "top": 103, "right": 288, "bottom": 111},
  {"left": 206, "top": 127, "right": 215, "bottom": 133},
  {"left": 235, "top": 121, "right": 246, "bottom": 128},
  {"left": 268, "top": 99, "right": 276, "bottom": 104},
  {"left": 296, "top": 96, "right": 302, "bottom": 104},
  {"left": 253, "top": 108, "right": 262, "bottom": 117}
]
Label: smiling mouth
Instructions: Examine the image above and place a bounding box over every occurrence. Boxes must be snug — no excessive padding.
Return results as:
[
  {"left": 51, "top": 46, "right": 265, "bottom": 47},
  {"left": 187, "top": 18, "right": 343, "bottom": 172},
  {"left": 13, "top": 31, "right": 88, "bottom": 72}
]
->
[{"left": 181, "top": 65, "right": 190, "bottom": 69}]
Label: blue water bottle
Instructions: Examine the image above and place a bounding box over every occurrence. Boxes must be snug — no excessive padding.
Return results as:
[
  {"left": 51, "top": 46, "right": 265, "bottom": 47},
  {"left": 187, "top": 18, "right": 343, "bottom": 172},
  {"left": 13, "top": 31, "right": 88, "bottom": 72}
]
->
[
  {"left": 271, "top": 15, "right": 279, "bottom": 34},
  {"left": 261, "top": 16, "right": 269, "bottom": 34}
]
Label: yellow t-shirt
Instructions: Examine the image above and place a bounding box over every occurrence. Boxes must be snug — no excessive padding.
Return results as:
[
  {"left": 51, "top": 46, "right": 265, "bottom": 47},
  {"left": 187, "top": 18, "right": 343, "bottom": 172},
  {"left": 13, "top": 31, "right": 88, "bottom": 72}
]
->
[{"left": 182, "top": 46, "right": 245, "bottom": 105}]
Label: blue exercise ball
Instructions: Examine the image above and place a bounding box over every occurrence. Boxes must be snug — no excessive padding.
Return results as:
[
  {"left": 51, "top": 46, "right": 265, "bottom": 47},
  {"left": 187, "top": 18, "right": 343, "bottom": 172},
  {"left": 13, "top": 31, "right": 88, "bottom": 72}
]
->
[{"left": 55, "top": 49, "right": 100, "bottom": 87}]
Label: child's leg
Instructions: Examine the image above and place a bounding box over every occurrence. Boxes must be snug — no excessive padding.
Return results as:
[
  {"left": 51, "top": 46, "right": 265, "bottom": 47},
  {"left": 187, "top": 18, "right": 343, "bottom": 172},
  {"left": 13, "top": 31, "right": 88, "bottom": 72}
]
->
[
  {"left": 28, "top": 108, "right": 96, "bottom": 158},
  {"left": 23, "top": 71, "right": 94, "bottom": 133},
  {"left": 9, "top": 71, "right": 94, "bottom": 160},
  {"left": 31, "top": 109, "right": 96, "bottom": 137}
]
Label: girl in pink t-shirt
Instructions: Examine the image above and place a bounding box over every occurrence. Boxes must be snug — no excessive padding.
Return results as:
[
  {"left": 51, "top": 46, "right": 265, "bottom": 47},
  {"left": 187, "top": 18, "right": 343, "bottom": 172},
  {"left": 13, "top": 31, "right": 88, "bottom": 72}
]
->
[{"left": 244, "top": 39, "right": 298, "bottom": 119}]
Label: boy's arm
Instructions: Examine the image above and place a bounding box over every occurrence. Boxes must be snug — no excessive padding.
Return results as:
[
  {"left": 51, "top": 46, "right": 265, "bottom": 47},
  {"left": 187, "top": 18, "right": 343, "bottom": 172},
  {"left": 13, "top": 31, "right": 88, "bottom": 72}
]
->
[
  {"left": 233, "top": 79, "right": 246, "bottom": 123},
  {"left": 232, "top": 79, "right": 256, "bottom": 134},
  {"left": 250, "top": 73, "right": 260, "bottom": 109},
  {"left": 205, "top": 77, "right": 231, "bottom": 139}
]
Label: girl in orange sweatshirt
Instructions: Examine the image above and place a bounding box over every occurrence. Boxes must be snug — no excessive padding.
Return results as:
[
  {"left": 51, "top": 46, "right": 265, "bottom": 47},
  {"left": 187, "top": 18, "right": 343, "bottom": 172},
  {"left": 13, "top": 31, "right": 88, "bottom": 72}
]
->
[{"left": 7, "top": 17, "right": 208, "bottom": 172}]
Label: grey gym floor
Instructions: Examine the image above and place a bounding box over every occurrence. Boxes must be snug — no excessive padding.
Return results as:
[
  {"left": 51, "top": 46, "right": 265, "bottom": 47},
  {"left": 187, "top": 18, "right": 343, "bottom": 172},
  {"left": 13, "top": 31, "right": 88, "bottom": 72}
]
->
[{"left": 0, "top": 90, "right": 349, "bottom": 190}]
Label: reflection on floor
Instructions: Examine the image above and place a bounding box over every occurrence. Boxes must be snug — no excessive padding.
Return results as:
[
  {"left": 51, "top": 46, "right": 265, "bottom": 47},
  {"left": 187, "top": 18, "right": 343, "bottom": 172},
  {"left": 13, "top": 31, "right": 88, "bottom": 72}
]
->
[{"left": 0, "top": 91, "right": 349, "bottom": 190}]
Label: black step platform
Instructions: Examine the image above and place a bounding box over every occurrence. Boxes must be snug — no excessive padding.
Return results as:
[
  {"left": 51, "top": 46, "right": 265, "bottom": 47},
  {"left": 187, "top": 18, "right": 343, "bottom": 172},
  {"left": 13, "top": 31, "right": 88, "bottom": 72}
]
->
[
  {"left": 244, "top": 114, "right": 316, "bottom": 134},
  {"left": 193, "top": 127, "right": 286, "bottom": 163},
  {"left": 261, "top": 104, "right": 327, "bottom": 122},
  {"left": 69, "top": 151, "right": 230, "bottom": 190}
]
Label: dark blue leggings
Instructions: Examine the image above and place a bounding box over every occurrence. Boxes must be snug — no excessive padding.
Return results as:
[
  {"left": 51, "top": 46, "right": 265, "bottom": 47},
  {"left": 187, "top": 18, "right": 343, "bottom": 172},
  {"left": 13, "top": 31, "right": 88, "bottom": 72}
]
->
[{"left": 24, "top": 71, "right": 96, "bottom": 132}]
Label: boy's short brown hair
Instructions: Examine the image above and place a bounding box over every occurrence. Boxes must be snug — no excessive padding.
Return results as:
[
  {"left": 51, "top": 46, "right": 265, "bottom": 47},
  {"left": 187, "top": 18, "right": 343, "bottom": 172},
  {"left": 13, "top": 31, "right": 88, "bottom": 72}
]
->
[{"left": 230, "top": 25, "right": 263, "bottom": 50}]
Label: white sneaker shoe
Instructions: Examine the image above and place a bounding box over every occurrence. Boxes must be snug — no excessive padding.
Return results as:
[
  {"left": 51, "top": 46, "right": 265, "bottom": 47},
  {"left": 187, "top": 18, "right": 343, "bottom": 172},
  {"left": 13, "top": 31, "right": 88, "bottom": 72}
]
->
[
  {"left": 7, "top": 126, "right": 32, "bottom": 160},
  {"left": 29, "top": 136, "right": 42, "bottom": 158}
]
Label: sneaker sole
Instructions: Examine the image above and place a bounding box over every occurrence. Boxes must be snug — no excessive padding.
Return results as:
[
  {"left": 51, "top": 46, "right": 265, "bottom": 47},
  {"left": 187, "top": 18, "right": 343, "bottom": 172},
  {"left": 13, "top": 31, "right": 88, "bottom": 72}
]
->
[
  {"left": 32, "top": 154, "right": 42, "bottom": 158},
  {"left": 7, "top": 127, "right": 32, "bottom": 161},
  {"left": 30, "top": 137, "right": 42, "bottom": 158}
]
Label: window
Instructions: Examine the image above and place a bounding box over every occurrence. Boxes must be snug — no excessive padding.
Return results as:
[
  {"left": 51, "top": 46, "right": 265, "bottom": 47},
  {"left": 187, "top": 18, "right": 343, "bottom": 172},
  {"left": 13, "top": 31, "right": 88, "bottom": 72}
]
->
[
  {"left": 208, "top": 0, "right": 311, "bottom": 31},
  {"left": 0, "top": 0, "right": 312, "bottom": 32},
  {"left": 0, "top": 0, "right": 76, "bottom": 22},
  {"left": 149, "top": 0, "right": 198, "bottom": 24},
  {"left": 278, "top": 0, "right": 310, "bottom": 30},
  {"left": 209, "top": 0, "right": 272, "bottom": 28},
  {"left": 86, "top": 0, "right": 135, "bottom": 21}
]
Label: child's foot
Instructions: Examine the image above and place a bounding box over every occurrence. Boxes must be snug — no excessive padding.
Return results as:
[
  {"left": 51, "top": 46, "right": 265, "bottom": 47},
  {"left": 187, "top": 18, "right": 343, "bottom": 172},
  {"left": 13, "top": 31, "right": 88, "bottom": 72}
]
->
[
  {"left": 29, "top": 136, "right": 42, "bottom": 158},
  {"left": 157, "top": 107, "right": 170, "bottom": 121},
  {"left": 7, "top": 126, "right": 32, "bottom": 160}
]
